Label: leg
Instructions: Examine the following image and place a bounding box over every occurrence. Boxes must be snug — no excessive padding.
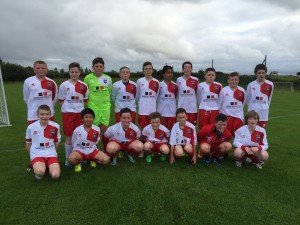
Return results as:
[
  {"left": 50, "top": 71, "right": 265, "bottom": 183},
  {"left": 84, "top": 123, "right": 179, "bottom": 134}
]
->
[
  {"left": 106, "top": 141, "right": 121, "bottom": 155},
  {"left": 256, "top": 150, "right": 269, "bottom": 162},
  {"left": 219, "top": 142, "right": 232, "bottom": 153},
  {"left": 68, "top": 151, "right": 83, "bottom": 166},
  {"left": 32, "top": 162, "right": 46, "bottom": 178},
  {"left": 174, "top": 145, "right": 184, "bottom": 157},
  {"left": 48, "top": 163, "right": 61, "bottom": 179},
  {"left": 128, "top": 140, "right": 144, "bottom": 153},
  {"left": 144, "top": 141, "right": 153, "bottom": 153},
  {"left": 184, "top": 144, "right": 193, "bottom": 156},
  {"left": 160, "top": 144, "right": 170, "bottom": 155},
  {"left": 200, "top": 143, "right": 211, "bottom": 155},
  {"left": 94, "top": 151, "right": 110, "bottom": 165}
]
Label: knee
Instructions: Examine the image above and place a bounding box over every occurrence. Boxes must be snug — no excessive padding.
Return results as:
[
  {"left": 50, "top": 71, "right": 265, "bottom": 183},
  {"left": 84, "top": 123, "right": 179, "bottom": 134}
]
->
[
  {"left": 50, "top": 170, "right": 60, "bottom": 179},
  {"left": 135, "top": 142, "right": 144, "bottom": 152},
  {"left": 233, "top": 148, "right": 244, "bottom": 159},
  {"left": 106, "top": 143, "right": 117, "bottom": 154},
  {"left": 102, "top": 155, "right": 110, "bottom": 165},
  {"left": 161, "top": 145, "right": 170, "bottom": 154},
  {"left": 260, "top": 151, "right": 269, "bottom": 162},
  {"left": 144, "top": 142, "right": 152, "bottom": 152},
  {"left": 68, "top": 154, "right": 79, "bottom": 165},
  {"left": 174, "top": 146, "right": 184, "bottom": 157},
  {"left": 220, "top": 142, "right": 232, "bottom": 152},
  {"left": 34, "top": 167, "right": 46, "bottom": 177},
  {"left": 200, "top": 144, "right": 210, "bottom": 154},
  {"left": 184, "top": 144, "right": 193, "bottom": 153}
]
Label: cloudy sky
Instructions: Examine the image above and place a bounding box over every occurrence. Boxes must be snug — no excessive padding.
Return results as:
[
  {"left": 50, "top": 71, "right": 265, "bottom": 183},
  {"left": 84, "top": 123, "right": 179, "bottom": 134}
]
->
[{"left": 1, "top": 0, "right": 299, "bottom": 74}]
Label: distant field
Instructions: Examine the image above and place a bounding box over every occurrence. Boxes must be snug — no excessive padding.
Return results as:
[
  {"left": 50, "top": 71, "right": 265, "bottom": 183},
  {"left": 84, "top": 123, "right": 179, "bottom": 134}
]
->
[{"left": 0, "top": 80, "right": 299, "bottom": 225}]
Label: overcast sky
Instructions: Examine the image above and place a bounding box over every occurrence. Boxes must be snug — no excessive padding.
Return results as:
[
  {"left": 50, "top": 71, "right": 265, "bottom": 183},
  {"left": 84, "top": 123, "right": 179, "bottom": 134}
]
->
[{"left": 0, "top": 0, "right": 299, "bottom": 74}]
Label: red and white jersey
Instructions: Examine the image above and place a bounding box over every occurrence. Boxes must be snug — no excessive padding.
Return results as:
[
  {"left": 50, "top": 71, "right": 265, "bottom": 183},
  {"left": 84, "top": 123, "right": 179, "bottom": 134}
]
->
[
  {"left": 104, "top": 122, "right": 141, "bottom": 143},
  {"left": 23, "top": 76, "right": 58, "bottom": 120},
  {"left": 169, "top": 121, "right": 197, "bottom": 146},
  {"left": 136, "top": 77, "right": 160, "bottom": 115},
  {"left": 142, "top": 124, "right": 170, "bottom": 144},
  {"left": 58, "top": 80, "right": 88, "bottom": 113},
  {"left": 25, "top": 120, "right": 61, "bottom": 160},
  {"left": 233, "top": 125, "right": 268, "bottom": 151},
  {"left": 177, "top": 76, "right": 198, "bottom": 113},
  {"left": 219, "top": 86, "right": 246, "bottom": 120},
  {"left": 197, "top": 124, "right": 232, "bottom": 146},
  {"left": 71, "top": 124, "right": 100, "bottom": 154},
  {"left": 111, "top": 80, "right": 137, "bottom": 112},
  {"left": 157, "top": 81, "right": 178, "bottom": 117},
  {"left": 246, "top": 80, "right": 274, "bottom": 121},
  {"left": 197, "top": 81, "right": 222, "bottom": 110}
]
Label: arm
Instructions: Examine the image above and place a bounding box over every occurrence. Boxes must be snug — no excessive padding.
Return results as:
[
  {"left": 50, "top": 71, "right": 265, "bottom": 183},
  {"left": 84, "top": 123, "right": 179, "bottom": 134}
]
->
[
  {"left": 111, "top": 83, "right": 117, "bottom": 102},
  {"left": 169, "top": 145, "right": 176, "bottom": 164},
  {"left": 25, "top": 126, "right": 31, "bottom": 152},
  {"left": 58, "top": 83, "right": 65, "bottom": 106},
  {"left": 136, "top": 80, "right": 140, "bottom": 102},
  {"left": 54, "top": 126, "right": 61, "bottom": 149},
  {"left": 23, "top": 80, "right": 29, "bottom": 104},
  {"left": 196, "top": 83, "right": 202, "bottom": 106},
  {"left": 218, "top": 89, "right": 224, "bottom": 111},
  {"left": 245, "top": 84, "right": 251, "bottom": 106}
]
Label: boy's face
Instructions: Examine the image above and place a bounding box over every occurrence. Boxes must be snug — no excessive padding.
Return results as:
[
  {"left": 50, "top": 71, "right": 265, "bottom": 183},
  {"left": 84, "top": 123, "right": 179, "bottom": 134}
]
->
[
  {"left": 247, "top": 117, "right": 258, "bottom": 127},
  {"left": 92, "top": 63, "right": 105, "bottom": 76},
  {"left": 34, "top": 63, "right": 48, "bottom": 78},
  {"left": 143, "top": 65, "right": 153, "bottom": 77},
  {"left": 182, "top": 64, "right": 192, "bottom": 76},
  {"left": 83, "top": 114, "right": 94, "bottom": 127},
  {"left": 215, "top": 120, "right": 227, "bottom": 133},
  {"left": 150, "top": 118, "right": 160, "bottom": 130},
  {"left": 37, "top": 109, "right": 51, "bottom": 122},
  {"left": 163, "top": 69, "right": 173, "bottom": 81},
  {"left": 177, "top": 113, "right": 187, "bottom": 126},
  {"left": 120, "top": 112, "right": 132, "bottom": 126},
  {"left": 205, "top": 71, "right": 216, "bottom": 84},
  {"left": 69, "top": 67, "right": 81, "bottom": 81},
  {"left": 228, "top": 76, "right": 239, "bottom": 88},
  {"left": 119, "top": 68, "right": 130, "bottom": 81},
  {"left": 256, "top": 69, "right": 266, "bottom": 80}
]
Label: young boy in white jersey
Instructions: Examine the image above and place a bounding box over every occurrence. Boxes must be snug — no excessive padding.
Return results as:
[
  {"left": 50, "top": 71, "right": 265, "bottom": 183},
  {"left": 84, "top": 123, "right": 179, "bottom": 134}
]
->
[
  {"left": 136, "top": 61, "right": 160, "bottom": 129},
  {"left": 169, "top": 108, "right": 197, "bottom": 165},
  {"left": 58, "top": 62, "right": 89, "bottom": 166},
  {"left": 157, "top": 65, "right": 178, "bottom": 130},
  {"left": 176, "top": 61, "right": 198, "bottom": 125},
  {"left": 142, "top": 112, "right": 170, "bottom": 163},
  {"left": 68, "top": 108, "right": 110, "bottom": 172},
  {"left": 23, "top": 60, "right": 58, "bottom": 124},
  {"left": 25, "top": 105, "right": 61, "bottom": 180},
  {"left": 104, "top": 108, "right": 144, "bottom": 165},
  {"left": 197, "top": 67, "right": 222, "bottom": 129},
  {"left": 233, "top": 110, "right": 269, "bottom": 169},
  {"left": 219, "top": 72, "right": 246, "bottom": 135},
  {"left": 111, "top": 66, "right": 137, "bottom": 123},
  {"left": 246, "top": 64, "right": 274, "bottom": 128}
]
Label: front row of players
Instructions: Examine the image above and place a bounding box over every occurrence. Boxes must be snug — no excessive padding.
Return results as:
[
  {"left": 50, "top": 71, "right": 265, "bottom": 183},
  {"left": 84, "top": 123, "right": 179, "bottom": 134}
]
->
[{"left": 26, "top": 105, "right": 269, "bottom": 180}]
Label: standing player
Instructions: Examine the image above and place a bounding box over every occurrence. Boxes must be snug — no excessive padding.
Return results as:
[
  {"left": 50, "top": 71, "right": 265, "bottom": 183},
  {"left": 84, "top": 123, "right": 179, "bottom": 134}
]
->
[
  {"left": 169, "top": 108, "right": 197, "bottom": 165},
  {"left": 246, "top": 64, "right": 274, "bottom": 128},
  {"left": 136, "top": 61, "right": 160, "bottom": 129},
  {"left": 68, "top": 108, "right": 110, "bottom": 172},
  {"left": 233, "top": 110, "right": 269, "bottom": 169},
  {"left": 219, "top": 72, "right": 246, "bottom": 135},
  {"left": 104, "top": 108, "right": 144, "bottom": 165},
  {"left": 58, "top": 62, "right": 89, "bottom": 166},
  {"left": 25, "top": 105, "right": 61, "bottom": 180},
  {"left": 197, "top": 67, "right": 222, "bottom": 129},
  {"left": 23, "top": 60, "right": 57, "bottom": 124},
  {"left": 198, "top": 113, "right": 232, "bottom": 165},
  {"left": 142, "top": 112, "right": 170, "bottom": 163},
  {"left": 111, "top": 66, "right": 137, "bottom": 123},
  {"left": 176, "top": 61, "right": 198, "bottom": 125},
  {"left": 157, "top": 65, "right": 178, "bottom": 130}
]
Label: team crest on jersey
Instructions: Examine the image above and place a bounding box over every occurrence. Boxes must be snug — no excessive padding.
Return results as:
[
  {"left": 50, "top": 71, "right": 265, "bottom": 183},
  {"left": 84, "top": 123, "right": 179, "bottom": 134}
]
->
[
  {"left": 50, "top": 128, "right": 56, "bottom": 137},
  {"left": 225, "top": 93, "right": 228, "bottom": 96},
  {"left": 103, "top": 79, "right": 107, "bottom": 84},
  {"left": 31, "top": 83, "right": 35, "bottom": 86},
  {"left": 78, "top": 134, "right": 82, "bottom": 137},
  {"left": 47, "top": 82, "right": 53, "bottom": 89},
  {"left": 242, "top": 135, "right": 245, "bottom": 138},
  {"left": 118, "top": 87, "right": 121, "bottom": 90},
  {"left": 252, "top": 87, "right": 255, "bottom": 90},
  {"left": 158, "top": 135, "right": 164, "bottom": 140},
  {"left": 33, "top": 131, "right": 38, "bottom": 135},
  {"left": 66, "top": 88, "right": 70, "bottom": 92},
  {"left": 92, "top": 134, "right": 97, "bottom": 139},
  {"left": 80, "top": 85, "right": 85, "bottom": 90},
  {"left": 255, "top": 134, "right": 261, "bottom": 142}
]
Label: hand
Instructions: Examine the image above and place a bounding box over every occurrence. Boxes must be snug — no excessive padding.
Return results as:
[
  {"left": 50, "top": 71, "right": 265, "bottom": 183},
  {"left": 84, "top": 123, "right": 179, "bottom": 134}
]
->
[
  {"left": 191, "top": 154, "right": 197, "bottom": 165},
  {"left": 250, "top": 147, "right": 259, "bottom": 154},
  {"left": 245, "top": 147, "right": 253, "bottom": 155},
  {"left": 170, "top": 155, "right": 176, "bottom": 164}
]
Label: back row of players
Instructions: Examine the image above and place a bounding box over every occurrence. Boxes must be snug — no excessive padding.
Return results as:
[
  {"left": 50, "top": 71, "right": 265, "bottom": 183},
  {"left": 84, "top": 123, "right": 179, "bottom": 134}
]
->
[{"left": 23, "top": 58, "right": 273, "bottom": 180}]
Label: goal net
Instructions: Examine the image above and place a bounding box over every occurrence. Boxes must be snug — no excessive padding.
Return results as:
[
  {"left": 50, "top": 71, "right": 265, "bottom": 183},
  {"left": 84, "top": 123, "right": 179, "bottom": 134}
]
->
[
  {"left": 273, "top": 82, "right": 294, "bottom": 92},
  {"left": 0, "top": 66, "right": 11, "bottom": 127}
]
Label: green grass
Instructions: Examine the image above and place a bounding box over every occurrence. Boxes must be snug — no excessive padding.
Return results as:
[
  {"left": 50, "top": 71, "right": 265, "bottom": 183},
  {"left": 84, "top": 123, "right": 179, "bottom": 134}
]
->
[{"left": 0, "top": 81, "right": 299, "bottom": 225}]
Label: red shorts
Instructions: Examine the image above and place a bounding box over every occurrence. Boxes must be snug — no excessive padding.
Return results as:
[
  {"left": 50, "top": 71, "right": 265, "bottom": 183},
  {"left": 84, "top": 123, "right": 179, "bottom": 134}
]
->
[
  {"left": 62, "top": 112, "right": 83, "bottom": 136},
  {"left": 161, "top": 117, "right": 176, "bottom": 130},
  {"left": 115, "top": 111, "right": 136, "bottom": 123},
  {"left": 75, "top": 149, "right": 100, "bottom": 162},
  {"left": 109, "top": 140, "right": 138, "bottom": 155},
  {"left": 27, "top": 116, "right": 55, "bottom": 125},
  {"left": 138, "top": 115, "right": 150, "bottom": 129},
  {"left": 31, "top": 157, "right": 59, "bottom": 167},
  {"left": 226, "top": 116, "right": 243, "bottom": 136},
  {"left": 186, "top": 113, "right": 197, "bottom": 125},
  {"left": 148, "top": 142, "right": 167, "bottom": 153},
  {"left": 258, "top": 121, "right": 267, "bottom": 128},
  {"left": 198, "top": 109, "right": 219, "bottom": 129}
]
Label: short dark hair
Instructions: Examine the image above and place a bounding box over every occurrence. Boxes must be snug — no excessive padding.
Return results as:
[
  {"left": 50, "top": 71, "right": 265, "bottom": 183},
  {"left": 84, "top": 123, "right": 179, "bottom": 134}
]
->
[
  {"left": 254, "top": 64, "right": 267, "bottom": 74},
  {"left": 69, "top": 62, "right": 81, "bottom": 70},
  {"left": 205, "top": 67, "right": 216, "bottom": 74},
  {"left": 92, "top": 57, "right": 105, "bottom": 66},
  {"left": 119, "top": 66, "right": 130, "bottom": 72},
  {"left": 162, "top": 65, "right": 173, "bottom": 74},
  {"left": 245, "top": 110, "right": 260, "bottom": 124},
  {"left": 143, "top": 61, "right": 153, "bottom": 71},
  {"left": 182, "top": 61, "right": 193, "bottom": 69},
  {"left": 215, "top": 113, "right": 227, "bottom": 122},
  {"left": 81, "top": 108, "right": 95, "bottom": 118},
  {"left": 228, "top": 72, "right": 239, "bottom": 78},
  {"left": 37, "top": 104, "right": 51, "bottom": 113},
  {"left": 149, "top": 112, "right": 161, "bottom": 120},
  {"left": 34, "top": 60, "right": 47, "bottom": 67},
  {"left": 120, "top": 107, "right": 132, "bottom": 116},
  {"left": 176, "top": 108, "right": 187, "bottom": 115}
]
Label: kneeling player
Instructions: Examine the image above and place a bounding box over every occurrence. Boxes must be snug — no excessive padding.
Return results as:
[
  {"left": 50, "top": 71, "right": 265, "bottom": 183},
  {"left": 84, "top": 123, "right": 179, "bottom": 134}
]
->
[
  {"left": 68, "top": 108, "right": 110, "bottom": 172},
  {"left": 104, "top": 108, "right": 143, "bottom": 165},
  {"left": 233, "top": 110, "right": 269, "bottom": 169},
  {"left": 198, "top": 113, "right": 232, "bottom": 165},
  {"left": 25, "top": 105, "right": 61, "bottom": 180},
  {"left": 169, "top": 108, "right": 197, "bottom": 165},
  {"left": 142, "top": 112, "right": 170, "bottom": 163}
]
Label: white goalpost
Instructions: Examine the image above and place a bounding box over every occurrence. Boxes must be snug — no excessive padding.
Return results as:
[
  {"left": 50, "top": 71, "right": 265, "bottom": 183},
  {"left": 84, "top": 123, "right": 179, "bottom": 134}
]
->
[
  {"left": 273, "top": 82, "right": 294, "bottom": 92},
  {"left": 0, "top": 65, "right": 11, "bottom": 127}
]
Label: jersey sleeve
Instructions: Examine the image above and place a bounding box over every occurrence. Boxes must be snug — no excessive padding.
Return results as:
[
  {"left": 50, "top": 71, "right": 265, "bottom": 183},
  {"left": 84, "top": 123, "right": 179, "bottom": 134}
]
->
[
  {"left": 196, "top": 83, "right": 202, "bottom": 105},
  {"left": 58, "top": 83, "right": 66, "bottom": 101},
  {"left": 104, "top": 126, "right": 114, "bottom": 139},
  {"left": 136, "top": 79, "right": 141, "bottom": 101},
  {"left": 135, "top": 126, "right": 141, "bottom": 139},
  {"left": 233, "top": 128, "right": 243, "bottom": 148},
  {"left": 25, "top": 126, "right": 32, "bottom": 143},
  {"left": 71, "top": 129, "right": 78, "bottom": 149},
  {"left": 111, "top": 83, "right": 117, "bottom": 102},
  {"left": 169, "top": 127, "right": 176, "bottom": 145},
  {"left": 245, "top": 84, "right": 252, "bottom": 106},
  {"left": 155, "top": 81, "right": 160, "bottom": 101},
  {"left": 52, "top": 81, "right": 58, "bottom": 104},
  {"left": 268, "top": 83, "right": 274, "bottom": 105},
  {"left": 260, "top": 129, "right": 268, "bottom": 151},
  {"left": 55, "top": 125, "right": 61, "bottom": 144},
  {"left": 23, "top": 79, "right": 30, "bottom": 104},
  {"left": 218, "top": 88, "right": 225, "bottom": 110},
  {"left": 193, "top": 126, "right": 197, "bottom": 145}
]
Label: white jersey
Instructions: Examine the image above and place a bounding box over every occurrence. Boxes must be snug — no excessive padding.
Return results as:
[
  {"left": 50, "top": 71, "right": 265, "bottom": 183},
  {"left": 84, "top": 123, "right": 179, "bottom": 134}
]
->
[
  {"left": 104, "top": 122, "right": 141, "bottom": 143},
  {"left": 25, "top": 120, "right": 61, "bottom": 160},
  {"left": 58, "top": 80, "right": 89, "bottom": 113},
  {"left": 197, "top": 81, "right": 222, "bottom": 110},
  {"left": 246, "top": 80, "right": 274, "bottom": 121},
  {"left": 136, "top": 77, "right": 160, "bottom": 115},
  {"left": 23, "top": 76, "right": 58, "bottom": 120},
  {"left": 169, "top": 121, "right": 197, "bottom": 146},
  {"left": 177, "top": 76, "right": 198, "bottom": 113},
  {"left": 111, "top": 80, "right": 137, "bottom": 112},
  {"left": 142, "top": 124, "right": 170, "bottom": 143},
  {"left": 233, "top": 125, "right": 268, "bottom": 151},
  {"left": 157, "top": 81, "right": 178, "bottom": 117},
  {"left": 219, "top": 86, "right": 246, "bottom": 120},
  {"left": 71, "top": 124, "right": 100, "bottom": 154}
]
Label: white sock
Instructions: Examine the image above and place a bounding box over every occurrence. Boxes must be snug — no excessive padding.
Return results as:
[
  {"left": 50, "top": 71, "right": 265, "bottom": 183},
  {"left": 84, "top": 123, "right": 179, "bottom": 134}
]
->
[{"left": 65, "top": 144, "right": 72, "bottom": 160}]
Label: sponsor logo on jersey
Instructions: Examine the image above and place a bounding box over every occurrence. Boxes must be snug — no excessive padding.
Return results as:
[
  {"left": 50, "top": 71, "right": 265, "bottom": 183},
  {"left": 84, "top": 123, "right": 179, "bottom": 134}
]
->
[
  {"left": 31, "top": 83, "right": 35, "bottom": 86},
  {"left": 103, "top": 79, "right": 107, "bottom": 84},
  {"left": 33, "top": 131, "right": 38, "bottom": 135}
]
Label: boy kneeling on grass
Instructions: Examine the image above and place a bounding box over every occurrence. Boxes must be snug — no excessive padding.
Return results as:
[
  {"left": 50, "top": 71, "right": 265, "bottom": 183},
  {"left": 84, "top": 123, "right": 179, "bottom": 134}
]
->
[
  {"left": 25, "top": 105, "right": 61, "bottom": 180},
  {"left": 68, "top": 108, "right": 110, "bottom": 172}
]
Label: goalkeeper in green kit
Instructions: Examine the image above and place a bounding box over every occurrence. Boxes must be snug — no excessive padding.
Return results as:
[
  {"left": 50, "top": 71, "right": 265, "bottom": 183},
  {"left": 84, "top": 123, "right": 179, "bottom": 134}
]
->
[{"left": 84, "top": 57, "right": 112, "bottom": 149}]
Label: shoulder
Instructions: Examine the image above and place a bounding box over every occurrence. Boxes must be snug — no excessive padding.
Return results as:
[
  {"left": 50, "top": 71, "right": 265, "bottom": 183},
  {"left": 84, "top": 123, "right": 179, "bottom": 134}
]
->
[
  {"left": 159, "top": 124, "right": 169, "bottom": 132},
  {"left": 186, "top": 121, "right": 196, "bottom": 130},
  {"left": 92, "top": 124, "right": 101, "bottom": 133},
  {"left": 103, "top": 74, "right": 112, "bottom": 80},
  {"left": 237, "top": 86, "right": 246, "bottom": 92},
  {"left": 129, "top": 80, "right": 137, "bottom": 85},
  {"left": 49, "top": 121, "right": 60, "bottom": 129},
  {"left": 45, "top": 77, "right": 57, "bottom": 85},
  {"left": 265, "top": 79, "right": 274, "bottom": 86},
  {"left": 190, "top": 76, "right": 199, "bottom": 81}
]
